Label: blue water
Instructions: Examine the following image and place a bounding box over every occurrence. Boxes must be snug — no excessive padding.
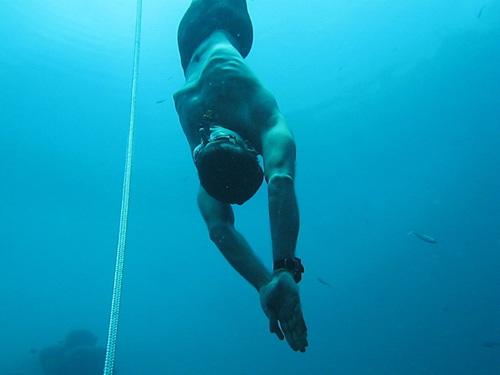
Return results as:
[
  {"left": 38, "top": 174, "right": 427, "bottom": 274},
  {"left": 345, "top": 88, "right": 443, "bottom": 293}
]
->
[{"left": 1, "top": 1, "right": 499, "bottom": 374}]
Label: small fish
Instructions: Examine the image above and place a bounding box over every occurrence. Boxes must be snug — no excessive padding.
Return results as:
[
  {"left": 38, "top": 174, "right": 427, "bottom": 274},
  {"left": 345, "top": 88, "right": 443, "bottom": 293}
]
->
[
  {"left": 477, "top": 5, "right": 485, "bottom": 19},
  {"left": 483, "top": 341, "right": 500, "bottom": 348},
  {"left": 317, "top": 277, "right": 332, "bottom": 288},
  {"left": 155, "top": 99, "right": 167, "bottom": 104},
  {"left": 408, "top": 230, "right": 437, "bottom": 244}
]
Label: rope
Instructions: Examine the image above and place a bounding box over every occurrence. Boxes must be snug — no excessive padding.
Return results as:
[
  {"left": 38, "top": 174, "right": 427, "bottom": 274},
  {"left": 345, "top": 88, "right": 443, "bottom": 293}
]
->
[{"left": 103, "top": 0, "right": 143, "bottom": 374}]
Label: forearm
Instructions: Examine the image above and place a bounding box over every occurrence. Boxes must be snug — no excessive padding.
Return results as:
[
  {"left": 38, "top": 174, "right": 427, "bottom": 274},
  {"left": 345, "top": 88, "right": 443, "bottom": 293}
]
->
[
  {"left": 210, "top": 224, "right": 272, "bottom": 291},
  {"left": 267, "top": 174, "right": 299, "bottom": 261}
]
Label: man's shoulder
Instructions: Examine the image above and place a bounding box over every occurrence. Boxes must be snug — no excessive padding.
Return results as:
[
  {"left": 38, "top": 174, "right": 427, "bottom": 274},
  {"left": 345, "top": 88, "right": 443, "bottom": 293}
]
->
[{"left": 173, "top": 77, "right": 198, "bottom": 110}]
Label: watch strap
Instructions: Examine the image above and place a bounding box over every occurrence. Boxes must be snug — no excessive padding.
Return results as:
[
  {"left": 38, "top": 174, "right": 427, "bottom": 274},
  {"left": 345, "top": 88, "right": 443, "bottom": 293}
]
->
[{"left": 273, "top": 257, "right": 305, "bottom": 283}]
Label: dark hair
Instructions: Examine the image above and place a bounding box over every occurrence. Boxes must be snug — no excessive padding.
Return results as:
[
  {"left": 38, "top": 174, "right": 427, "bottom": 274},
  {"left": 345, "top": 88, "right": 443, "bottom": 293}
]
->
[{"left": 196, "top": 140, "right": 263, "bottom": 205}]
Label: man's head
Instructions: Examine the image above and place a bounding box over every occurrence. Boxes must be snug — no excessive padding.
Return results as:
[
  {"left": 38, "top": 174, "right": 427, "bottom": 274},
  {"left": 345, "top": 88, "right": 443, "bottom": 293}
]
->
[{"left": 193, "top": 127, "right": 263, "bottom": 205}]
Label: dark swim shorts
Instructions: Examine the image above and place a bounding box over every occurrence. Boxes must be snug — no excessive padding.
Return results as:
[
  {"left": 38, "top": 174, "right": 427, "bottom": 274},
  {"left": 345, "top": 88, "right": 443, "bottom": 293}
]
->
[{"left": 177, "top": 0, "right": 253, "bottom": 72}]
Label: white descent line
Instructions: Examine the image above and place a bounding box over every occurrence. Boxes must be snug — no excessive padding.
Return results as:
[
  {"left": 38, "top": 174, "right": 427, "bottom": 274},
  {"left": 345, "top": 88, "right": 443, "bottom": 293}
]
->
[{"left": 103, "top": 0, "right": 143, "bottom": 374}]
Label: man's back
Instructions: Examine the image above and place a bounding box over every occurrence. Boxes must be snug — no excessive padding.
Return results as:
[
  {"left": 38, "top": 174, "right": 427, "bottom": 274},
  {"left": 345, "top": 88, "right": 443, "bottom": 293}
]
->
[{"left": 174, "top": 31, "right": 279, "bottom": 153}]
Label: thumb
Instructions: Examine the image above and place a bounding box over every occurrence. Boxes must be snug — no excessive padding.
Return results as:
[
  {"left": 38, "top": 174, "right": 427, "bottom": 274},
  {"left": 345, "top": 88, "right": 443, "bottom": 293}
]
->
[{"left": 267, "top": 309, "right": 284, "bottom": 340}]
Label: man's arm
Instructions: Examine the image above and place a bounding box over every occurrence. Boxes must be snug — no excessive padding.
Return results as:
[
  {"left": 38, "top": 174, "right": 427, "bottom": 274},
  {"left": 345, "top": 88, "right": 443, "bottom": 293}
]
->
[
  {"left": 197, "top": 187, "right": 272, "bottom": 291},
  {"left": 261, "top": 113, "right": 299, "bottom": 262},
  {"left": 198, "top": 182, "right": 307, "bottom": 352},
  {"left": 259, "top": 113, "right": 308, "bottom": 352}
]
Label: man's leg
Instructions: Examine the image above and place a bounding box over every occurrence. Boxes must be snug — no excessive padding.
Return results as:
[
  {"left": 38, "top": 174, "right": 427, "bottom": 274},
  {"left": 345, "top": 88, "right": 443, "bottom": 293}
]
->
[{"left": 177, "top": 0, "right": 253, "bottom": 71}]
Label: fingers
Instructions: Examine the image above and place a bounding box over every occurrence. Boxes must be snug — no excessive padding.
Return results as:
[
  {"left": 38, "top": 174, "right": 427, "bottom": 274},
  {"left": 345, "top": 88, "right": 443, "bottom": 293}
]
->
[
  {"left": 267, "top": 309, "right": 284, "bottom": 340},
  {"left": 260, "top": 272, "right": 308, "bottom": 351},
  {"left": 280, "top": 306, "right": 308, "bottom": 352}
]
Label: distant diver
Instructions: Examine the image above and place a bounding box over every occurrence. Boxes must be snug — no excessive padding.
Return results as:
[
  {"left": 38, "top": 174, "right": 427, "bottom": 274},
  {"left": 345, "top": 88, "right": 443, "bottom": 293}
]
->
[{"left": 408, "top": 230, "right": 437, "bottom": 244}]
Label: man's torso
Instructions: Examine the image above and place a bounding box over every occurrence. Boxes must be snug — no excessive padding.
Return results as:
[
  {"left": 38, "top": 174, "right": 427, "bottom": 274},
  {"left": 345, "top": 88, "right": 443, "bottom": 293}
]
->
[{"left": 174, "top": 32, "right": 278, "bottom": 154}]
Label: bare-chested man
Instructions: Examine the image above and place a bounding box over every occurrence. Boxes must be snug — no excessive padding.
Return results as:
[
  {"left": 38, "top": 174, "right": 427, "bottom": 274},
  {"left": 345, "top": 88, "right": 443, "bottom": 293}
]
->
[{"left": 173, "top": 0, "right": 308, "bottom": 352}]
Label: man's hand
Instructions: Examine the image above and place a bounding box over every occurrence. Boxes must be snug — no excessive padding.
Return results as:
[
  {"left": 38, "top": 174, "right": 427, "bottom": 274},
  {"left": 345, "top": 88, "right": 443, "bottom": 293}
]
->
[{"left": 259, "top": 271, "right": 308, "bottom": 352}]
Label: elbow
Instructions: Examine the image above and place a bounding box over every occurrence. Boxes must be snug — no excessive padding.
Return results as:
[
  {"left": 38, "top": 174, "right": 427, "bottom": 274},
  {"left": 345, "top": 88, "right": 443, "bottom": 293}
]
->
[
  {"left": 267, "top": 173, "right": 294, "bottom": 193},
  {"left": 208, "top": 222, "right": 232, "bottom": 246}
]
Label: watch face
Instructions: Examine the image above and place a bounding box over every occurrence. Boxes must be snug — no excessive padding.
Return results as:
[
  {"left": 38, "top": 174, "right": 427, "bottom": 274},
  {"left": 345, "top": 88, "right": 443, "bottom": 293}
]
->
[
  {"left": 284, "top": 259, "right": 295, "bottom": 270},
  {"left": 273, "top": 258, "right": 304, "bottom": 283}
]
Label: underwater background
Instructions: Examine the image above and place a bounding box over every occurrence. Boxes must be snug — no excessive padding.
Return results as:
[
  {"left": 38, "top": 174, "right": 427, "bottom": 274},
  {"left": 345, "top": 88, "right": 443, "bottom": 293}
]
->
[{"left": 1, "top": 0, "right": 499, "bottom": 374}]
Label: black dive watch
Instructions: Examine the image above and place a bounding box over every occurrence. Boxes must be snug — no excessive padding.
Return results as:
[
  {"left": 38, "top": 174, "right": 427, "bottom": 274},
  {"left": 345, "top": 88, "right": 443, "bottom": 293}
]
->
[{"left": 273, "top": 257, "right": 305, "bottom": 283}]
